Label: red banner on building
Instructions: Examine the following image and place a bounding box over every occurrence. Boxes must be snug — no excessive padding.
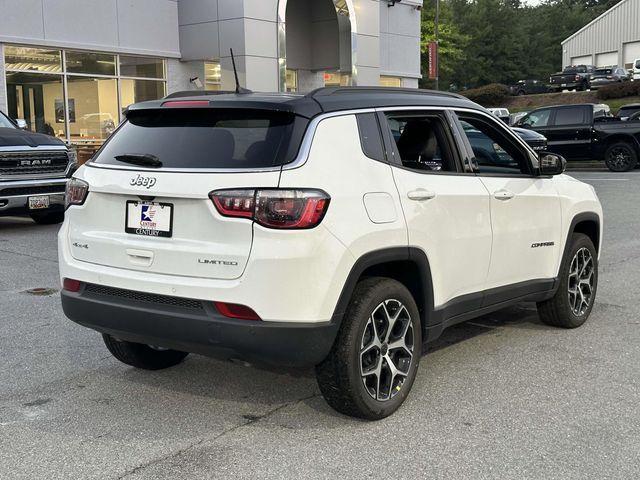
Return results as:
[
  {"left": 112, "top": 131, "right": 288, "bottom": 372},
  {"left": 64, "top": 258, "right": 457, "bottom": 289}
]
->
[{"left": 428, "top": 41, "right": 438, "bottom": 80}]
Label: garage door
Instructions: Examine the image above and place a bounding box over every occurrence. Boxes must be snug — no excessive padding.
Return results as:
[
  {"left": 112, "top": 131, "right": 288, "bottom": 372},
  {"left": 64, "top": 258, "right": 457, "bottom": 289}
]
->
[
  {"left": 623, "top": 41, "right": 640, "bottom": 69},
  {"left": 571, "top": 55, "right": 593, "bottom": 66},
  {"left": 595, "top": 51, "right": 618, "bottom": 67}
]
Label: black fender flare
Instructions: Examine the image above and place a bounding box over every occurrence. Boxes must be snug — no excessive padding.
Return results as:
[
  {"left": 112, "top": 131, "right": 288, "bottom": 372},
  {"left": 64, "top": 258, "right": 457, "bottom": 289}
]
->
[
  {"left": 330, "top": 247, "right": 434, "bottom": 333},
  {"left": 559, "top": 212, "right": 601, "bottom": 272}
]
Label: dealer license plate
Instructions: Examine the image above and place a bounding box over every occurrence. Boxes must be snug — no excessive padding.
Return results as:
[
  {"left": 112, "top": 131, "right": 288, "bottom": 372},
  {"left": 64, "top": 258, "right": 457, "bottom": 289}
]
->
[{"left": 125, "top": 201, "right": 173, "bottom": 238}]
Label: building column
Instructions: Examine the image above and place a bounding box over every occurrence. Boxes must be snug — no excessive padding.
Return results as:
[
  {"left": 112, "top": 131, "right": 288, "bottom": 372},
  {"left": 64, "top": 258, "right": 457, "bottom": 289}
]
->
[
  {"left": 166, "top": 59, "right": 205, "bottom": 95},
  {"left": 218, "top": 2, "right": 280, "bottom": 93},
  {"left": 0, "top": 44, "right": 7, "bottom": 113},
  {"left": 352, "top": 0, "right": 380, "bottom": 86}
]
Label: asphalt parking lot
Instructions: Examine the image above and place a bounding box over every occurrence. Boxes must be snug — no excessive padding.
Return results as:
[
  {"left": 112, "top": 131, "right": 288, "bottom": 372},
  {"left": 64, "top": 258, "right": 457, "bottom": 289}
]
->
[{"left": 1, "top": 171, "right": 638, "bottom": 480}]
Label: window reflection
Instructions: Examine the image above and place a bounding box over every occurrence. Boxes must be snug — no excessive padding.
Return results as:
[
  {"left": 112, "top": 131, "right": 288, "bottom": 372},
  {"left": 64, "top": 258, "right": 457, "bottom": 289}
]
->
[
  {"left": 66, "top": 51, "right": 116, "bottom": 76},
  {"left": 66, "top": 76, "right": 119, "bottom": 141},
  {"left": 5, "top": 72, "right": 66, "bottom": 138},
  {"left": 120, "top": 79, "right": 166, "bottom": 109},
  {"left": 120, "top": 56, "right": 164, "bottom": 79},
  {"left": 4, "top": 46, "right": 62, "bottom": 73}
]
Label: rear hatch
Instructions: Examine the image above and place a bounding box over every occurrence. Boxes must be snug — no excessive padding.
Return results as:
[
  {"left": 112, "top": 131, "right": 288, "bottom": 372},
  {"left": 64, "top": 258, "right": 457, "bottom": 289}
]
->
[
  {"left": 68, "top": 104, "right": 307, "bottom": 280},
  {"left": 550, "top": 68, "right": 584, "bottom": 85}
]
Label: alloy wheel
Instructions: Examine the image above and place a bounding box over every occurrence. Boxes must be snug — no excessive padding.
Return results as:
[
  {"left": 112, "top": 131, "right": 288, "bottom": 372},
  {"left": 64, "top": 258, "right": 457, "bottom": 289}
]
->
[
  {"left": 360, "top": 299, "right": 415, "bottom": 401},
  {"left": 568, "top": 247, "right": 595, "bottom": 316},
  {"left": 608, "top": 146, "right": 632, "bottom": 170}
]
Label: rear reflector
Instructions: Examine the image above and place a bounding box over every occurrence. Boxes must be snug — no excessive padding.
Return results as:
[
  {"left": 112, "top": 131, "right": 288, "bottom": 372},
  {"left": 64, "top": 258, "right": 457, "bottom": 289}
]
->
[
  {"left": 161, "top": 100, "right": 210, "bottom": 108},
  {"left": 62, "top": 278, "right": 81, "bottom": 292},
  {"left": 214, "top": 302, "right": 261, "bottom": 321}
]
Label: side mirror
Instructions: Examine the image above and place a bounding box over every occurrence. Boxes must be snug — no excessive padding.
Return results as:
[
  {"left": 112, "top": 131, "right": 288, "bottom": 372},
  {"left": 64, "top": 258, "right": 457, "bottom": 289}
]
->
[
  {"left": 15, "top": 119, "right": 28, "bottom": 130},
  {"left": 539, "top": 152, "right": 566, "bottom": 175}
]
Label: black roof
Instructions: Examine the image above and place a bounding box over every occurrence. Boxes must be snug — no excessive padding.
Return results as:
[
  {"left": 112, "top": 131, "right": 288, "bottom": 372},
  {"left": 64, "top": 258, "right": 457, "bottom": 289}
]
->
[{"left": 126, "top": 87, "right": 481, "bottom": 119}]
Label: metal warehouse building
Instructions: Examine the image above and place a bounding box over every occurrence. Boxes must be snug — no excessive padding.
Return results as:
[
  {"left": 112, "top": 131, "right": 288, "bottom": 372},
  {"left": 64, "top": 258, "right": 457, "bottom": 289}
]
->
[{"left": 562, "top": 0, "right": 640, "bottom": 69}]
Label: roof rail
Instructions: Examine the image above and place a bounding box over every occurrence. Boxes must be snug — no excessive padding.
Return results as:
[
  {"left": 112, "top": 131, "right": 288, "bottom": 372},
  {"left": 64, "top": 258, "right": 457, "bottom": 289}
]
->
[
  {"left": 307, "top": 86, "right": 465, "bottom": 100},
  {"left": 164, "top": 90, "right": 248, "bottom": 99}
]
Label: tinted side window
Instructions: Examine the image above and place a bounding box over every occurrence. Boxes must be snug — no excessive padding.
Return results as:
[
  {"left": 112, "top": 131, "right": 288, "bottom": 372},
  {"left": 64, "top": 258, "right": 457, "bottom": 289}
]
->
[
  {"left": 521, "top": 109, "right": 551, "bottom": 128},
  {"left": 554, "top": 107, "right": 586, "bottom": 126},
  {"left": 383, "top": 113, "right": 456, "bottom": 172},
  {"left": 356, "top": 113, "right": 385, "bottom": 162},
  {"left": 458, "top": 114, "right": 530, "bottom": 175}
]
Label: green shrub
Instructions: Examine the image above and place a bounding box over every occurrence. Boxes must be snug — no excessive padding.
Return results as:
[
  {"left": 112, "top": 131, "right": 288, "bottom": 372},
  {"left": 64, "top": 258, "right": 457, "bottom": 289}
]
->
[
  {"left": 597, "top": 81, "right": 640, "bottom": 100},
  {"left": 462, "top": 83, "right": 510, "bottom": 107}
]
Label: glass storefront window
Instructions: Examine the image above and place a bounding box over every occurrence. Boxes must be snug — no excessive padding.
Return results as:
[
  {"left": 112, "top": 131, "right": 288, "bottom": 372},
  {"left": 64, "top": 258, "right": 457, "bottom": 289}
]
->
[
  {"left": 205, "top": 62, "right": 222, "bottom": 91},
  {"left": 380, "top": 76, "right": 402, "bottom": 88},
  {"left": 285, "top": 69, "right": 298, "bottom": 93},
  {"left": 324, "top": 71, "right": 351, "bottom": 87},
  {"left": 120, "top": 79, "right": 166, "bottom": 109},
  {"left": 66, "top": 51, "right": 116, "bottom": 76},
  {"left": 4, "top": 45, "right": 168, "bottom": 163},
  {"left": 5, "top": 72, "right": 66, "bottom": 138},
  {"left": 66, "top": 76, "right": 119, "bottom": 142},
  {"left": 120, "top": 56, "right": 164, "bottom": 79},
  {"left": 4, "top": 46, "right": 62, "bottom": 73}
]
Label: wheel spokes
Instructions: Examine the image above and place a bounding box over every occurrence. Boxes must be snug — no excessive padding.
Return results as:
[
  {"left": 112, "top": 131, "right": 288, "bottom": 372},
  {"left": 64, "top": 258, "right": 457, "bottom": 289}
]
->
[
  {"left": 567, "top": 247, "right": 595, "bottom": 316},
  {"left": 360, "top": 299, "right": 415, "bottom": 402}
]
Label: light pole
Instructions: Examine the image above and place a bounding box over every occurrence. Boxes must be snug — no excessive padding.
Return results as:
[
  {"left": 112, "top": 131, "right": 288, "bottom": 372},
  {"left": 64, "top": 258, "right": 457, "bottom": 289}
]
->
[{"left": 434, "top": 0, "right": 440, "bottom": 90}]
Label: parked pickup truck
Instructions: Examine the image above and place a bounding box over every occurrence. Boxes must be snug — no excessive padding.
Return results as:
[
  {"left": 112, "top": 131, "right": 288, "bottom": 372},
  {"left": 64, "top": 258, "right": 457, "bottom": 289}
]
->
[
  {"left": 515, "top": 103, "right": 640, "bottom": 171},
  {"left": 1, "top": 111, "right": 76, "bottom": 224},
  {"left": 549, "top": 65, "right": 595, "bottom": 92}
]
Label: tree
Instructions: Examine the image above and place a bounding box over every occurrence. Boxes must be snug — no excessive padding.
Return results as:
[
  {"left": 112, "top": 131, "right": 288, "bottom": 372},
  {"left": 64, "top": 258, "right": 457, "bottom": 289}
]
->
[{"left": 420, "top": 0, "right": 470, "bottom": 90}]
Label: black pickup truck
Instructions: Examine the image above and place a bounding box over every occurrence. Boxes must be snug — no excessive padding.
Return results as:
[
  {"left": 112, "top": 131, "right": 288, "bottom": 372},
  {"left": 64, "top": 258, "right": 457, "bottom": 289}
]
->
[
  {"left": 549, "top": 65, "right": 595, "bottom": 92},
  {"left": 1, "top": 111, "right": 76, "bottom": 223},
  {"left": 515, "top": 103, "right": 640, "bottom": 171}
]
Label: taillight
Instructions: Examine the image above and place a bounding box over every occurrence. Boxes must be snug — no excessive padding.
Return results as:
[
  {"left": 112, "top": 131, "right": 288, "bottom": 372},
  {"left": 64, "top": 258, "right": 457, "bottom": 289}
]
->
[
  {"left": 575, "top": 75, "right": 580, "bottom": 81},
  {"left": 209, "top": 189, "right": 330, "bottom": 229},
  {"left": 210, "top": 189, "right": 255, "bottom": 218},
  {"left": 62, "top": 278, "right": 81, "bottom": 292},
  {"left": 214, "top": 302, "right": 261, "bottom": 320},
  {"left": 65, "top": 178, "right": 89, "bottom": 209}
]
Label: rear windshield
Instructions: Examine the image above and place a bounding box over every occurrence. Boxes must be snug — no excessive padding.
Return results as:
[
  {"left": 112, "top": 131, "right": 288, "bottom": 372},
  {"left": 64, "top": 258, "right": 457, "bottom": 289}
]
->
[
  {"left": 564, "top": 66, "right": 585, "bottom": 74},
  {"left": 595, "top": 69, "right": 613, "bottom": 75},
  {"left": 93, "top": 108, "right": 307, "bottom": 169}
]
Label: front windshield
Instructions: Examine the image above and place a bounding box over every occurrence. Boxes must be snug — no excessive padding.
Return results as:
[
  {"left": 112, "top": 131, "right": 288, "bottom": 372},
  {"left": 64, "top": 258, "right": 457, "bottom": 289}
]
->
[{"left": 0, "top": 112, "right": 16, "bottom": 129}]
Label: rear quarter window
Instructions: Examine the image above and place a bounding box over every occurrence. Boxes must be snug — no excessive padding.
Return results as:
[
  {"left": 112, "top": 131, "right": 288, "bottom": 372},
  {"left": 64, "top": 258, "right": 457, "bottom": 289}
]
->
[
  {"left": 356, "top": 113, "right": 386, "bottom": 162},
  {"left": 554, "top": 107, "right": 587, "bottom": 126},
  {"left": 93, "top": 108, "right": 308, "bottom": 169}
]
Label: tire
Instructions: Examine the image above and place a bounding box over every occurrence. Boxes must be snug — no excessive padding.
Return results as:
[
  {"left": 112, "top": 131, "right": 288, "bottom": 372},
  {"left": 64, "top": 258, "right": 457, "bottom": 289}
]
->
[
  {"left": 30, "top": 211, "right": 64, "bottom": 225},
  {"left": 604, "top": 141, "right": 638, "bottom": 172},
  {"left": 537, "top": 233, "right": 598, "bottom": 329},
  {"left": 316, "top": 277, "right": 422, "bottom": 420},
  {"left": 517, "top": 90, "right": 525, "bottom": 96},
  {"left": 102, "top": 334, "right": 189, "bottom": 370}
]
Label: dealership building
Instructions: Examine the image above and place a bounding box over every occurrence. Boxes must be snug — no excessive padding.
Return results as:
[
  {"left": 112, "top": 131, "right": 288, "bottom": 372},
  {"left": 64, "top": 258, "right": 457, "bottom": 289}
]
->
[
  {"left": 0, "top": 0, "right": 422, "bottom": 161},
  {"left": 562, "top": 0, "right": 640, "bottom": 69}
]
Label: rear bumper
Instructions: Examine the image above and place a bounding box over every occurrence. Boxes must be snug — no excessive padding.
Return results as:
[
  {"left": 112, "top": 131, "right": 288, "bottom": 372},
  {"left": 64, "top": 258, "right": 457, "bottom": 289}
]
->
[
  {"left": 0, "top": 177, "right": 67, "bottom": 216},
  {"left": 61, "top": 286, "right": 340, "bottom": 368},
  {"left": 549, "top": 82, "right": 583, "bottom": 90}
]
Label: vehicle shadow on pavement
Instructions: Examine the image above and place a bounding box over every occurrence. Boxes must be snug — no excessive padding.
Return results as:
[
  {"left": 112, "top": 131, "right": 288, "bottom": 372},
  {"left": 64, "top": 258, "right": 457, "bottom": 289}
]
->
[{"left": 109, "top": 302, "right": 552, "bottom": 422}]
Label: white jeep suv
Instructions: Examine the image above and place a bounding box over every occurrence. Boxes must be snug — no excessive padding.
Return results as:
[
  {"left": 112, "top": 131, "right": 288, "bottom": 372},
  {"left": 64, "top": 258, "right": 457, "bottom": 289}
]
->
[{"left": 59, "top": 87, "right": 603, "bottom": 419}]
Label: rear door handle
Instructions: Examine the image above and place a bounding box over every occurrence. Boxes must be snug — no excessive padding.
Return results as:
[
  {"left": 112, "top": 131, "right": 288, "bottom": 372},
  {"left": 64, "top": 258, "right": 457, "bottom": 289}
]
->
[
  {"left": 493, "top": 189, "right": 515, "bottom": 201},
  {"left": 407, "top": 189, "right": 436, "bottom": 201}
]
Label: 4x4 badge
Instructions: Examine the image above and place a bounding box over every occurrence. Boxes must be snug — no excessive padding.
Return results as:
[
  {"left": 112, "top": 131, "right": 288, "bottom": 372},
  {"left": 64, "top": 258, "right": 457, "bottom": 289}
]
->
[{"left": 130, "top": 174, "right": 157, "bottom": 189}]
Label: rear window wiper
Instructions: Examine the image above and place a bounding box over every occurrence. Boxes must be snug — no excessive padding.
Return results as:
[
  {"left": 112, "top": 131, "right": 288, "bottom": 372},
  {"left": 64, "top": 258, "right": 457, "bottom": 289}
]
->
[{"left": 114, "top": 153, "right": 162, "bottom": 168}]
